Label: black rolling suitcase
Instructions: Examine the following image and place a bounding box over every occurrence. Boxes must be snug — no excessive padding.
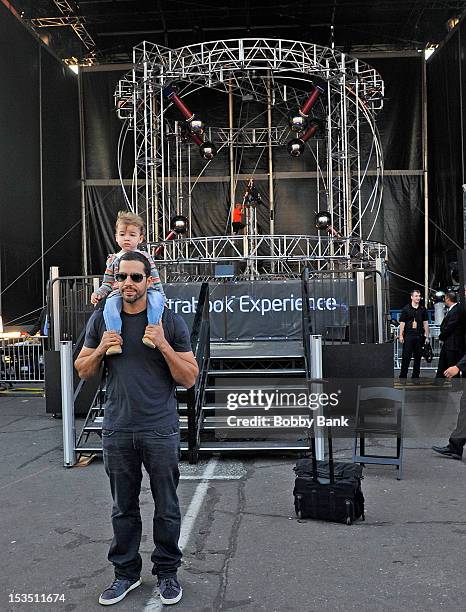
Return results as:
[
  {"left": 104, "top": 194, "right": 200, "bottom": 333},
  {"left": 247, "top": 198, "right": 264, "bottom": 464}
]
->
[{"left": 293, "top": 433, "right": 365, "bottom": 525}]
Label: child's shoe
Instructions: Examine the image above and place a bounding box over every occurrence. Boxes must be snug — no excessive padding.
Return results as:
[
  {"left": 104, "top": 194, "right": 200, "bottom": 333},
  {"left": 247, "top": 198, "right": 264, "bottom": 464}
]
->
[
  {"left": 106, "top": 344, "right": 122, "bottom": 356},
  {"left": 142, "top": 336, "right": 156, "bottom": 349}
]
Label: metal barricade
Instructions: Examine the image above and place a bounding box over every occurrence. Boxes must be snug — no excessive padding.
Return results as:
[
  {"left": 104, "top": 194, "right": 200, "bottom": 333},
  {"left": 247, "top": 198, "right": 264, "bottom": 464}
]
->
[
  {"left": 47, "top": 275, "right": 101, "bottom": 349},
  {"left": 0, "top": 336, "right": 47, "bottom": 383}
]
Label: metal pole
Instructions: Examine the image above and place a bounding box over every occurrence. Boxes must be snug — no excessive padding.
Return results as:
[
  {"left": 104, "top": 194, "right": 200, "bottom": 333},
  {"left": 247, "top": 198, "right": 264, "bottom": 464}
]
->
[
  {"left": 326, "top": 67, "right": 335, "bottom": 258},
  {"left": 267, "top": 73, "right": 276, "bottom": 273},
  {"left": 160, "top": 85, "right": 166, "bottom": 240},
  {"left": 166, "top": 123, "right": 171, "bottom": 235},
  {"left": 132, "top": 51, "right": 138, "bottom": 213},
  {"left": 51, "top": 267, "right": 60, "bottom": 351},
  {"left": 375, "top": 257, "right": 384, "bottom": 343},
  {"left": 356, "top": 270, "right": 365, "bottom": 305},
  {"left": 310, "top": 334, "right": 324, "bottom": 460},
  {"left": 0, "top": 246, "right": 2, "bottom": 332},
  {"left": 422, "top": 54, "right": 429, "bottom": 304},
  {"left": 144, "top": 60, "right": 151, "bottom": 222},
  {"left": 147, "top": 87, "right": 154, "bottom": 242},
  {"left": 78, "top": 68, "right": 88, "bottom": 276},
  {"left": 188, "top": 141, "right": 192, "bottom": 239},
  {"left": 267, "top": 73, "right": 275, "bottom": 237},
  {"left": 39, "top": 49, "right": 45, "bottom": 298},
  {"left": 229, "top": 82, "right": 235, "bottom": 233},
  {"left": 60, "top": 341, "right": 76, "bottom": 467},
  {"left": 153, "top": 92, "right": 159, "bottom": 243}
]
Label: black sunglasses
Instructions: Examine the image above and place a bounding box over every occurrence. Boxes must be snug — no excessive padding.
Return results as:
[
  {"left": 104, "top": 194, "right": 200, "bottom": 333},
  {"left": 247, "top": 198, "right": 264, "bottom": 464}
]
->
[{"left": 115, "top": 272, "right": 147, "bottom": 283}]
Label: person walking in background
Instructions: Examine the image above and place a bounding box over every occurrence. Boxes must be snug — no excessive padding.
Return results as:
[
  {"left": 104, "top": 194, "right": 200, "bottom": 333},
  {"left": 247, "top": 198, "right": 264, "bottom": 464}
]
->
[
  {"left": 436, "top": 291, "right": 464, "bottom": 378},
  {"left": 27, "top": 305, "right": 48, "bottom": 337},
  {"left": 432, "top": 360, "right": 466, "bottom": 460},
  {"left": 399, "top": 288, "right": 429, "bottom": 379}
]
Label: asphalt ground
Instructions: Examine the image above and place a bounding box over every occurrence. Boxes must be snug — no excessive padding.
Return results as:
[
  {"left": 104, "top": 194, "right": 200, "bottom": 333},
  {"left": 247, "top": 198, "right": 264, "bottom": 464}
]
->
[{"left": 1, "top": 389, "right": 465, "bottom": 612}]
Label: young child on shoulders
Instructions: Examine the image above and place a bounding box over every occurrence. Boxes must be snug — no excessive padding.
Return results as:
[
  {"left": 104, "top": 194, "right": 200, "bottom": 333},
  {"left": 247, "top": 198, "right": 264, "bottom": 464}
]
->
[{"left": 91, "top": 211, "right": 166, "bottom": 355}]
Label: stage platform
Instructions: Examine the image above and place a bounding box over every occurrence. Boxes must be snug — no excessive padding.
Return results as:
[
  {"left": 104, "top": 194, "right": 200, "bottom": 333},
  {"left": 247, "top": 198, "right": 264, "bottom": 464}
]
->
[
  {"left": 211, "top": 340, "right": 304, "bottom": 359},
  {"left": 1, "top": 389, "right": 466, "bottom": 611}
]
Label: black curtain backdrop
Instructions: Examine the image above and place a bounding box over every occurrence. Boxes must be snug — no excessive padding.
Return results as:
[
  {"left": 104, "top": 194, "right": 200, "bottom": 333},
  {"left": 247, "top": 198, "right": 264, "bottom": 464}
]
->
[
  {"left": 370, "top": 57, "right": 423, "bottom": 171},
  {"left": 369, "top": 57, "right": 424, "bottom": 307},
  {"left": 86, "top": 185, "right": 128, "bottom": 273},
  {"left": 0, "top": 5, "right": 40, "bottom": 324},
  {"left": 82, "top": 69, "right": 132, "bottom": 179},
  {"left": 41, "top": 49, "right": 81, "bottom": 282},
  {"left": 0, "top": 5, "right": 81, "bottom": 325},
  {"left": 82, "top": 58, "right": 424, "bottom": 308},
  {"left": 428, "top": 22, "right": 466, "bottom": 292}
]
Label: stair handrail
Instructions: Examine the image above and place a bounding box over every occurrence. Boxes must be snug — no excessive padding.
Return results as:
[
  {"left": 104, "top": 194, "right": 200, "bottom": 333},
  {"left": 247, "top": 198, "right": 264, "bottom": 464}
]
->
[
  {"left": 301, "top": 267, "right": 312, "bottom": 380},
  {"left": 186, "top": 282, "right": 210, "bottom": 463}
]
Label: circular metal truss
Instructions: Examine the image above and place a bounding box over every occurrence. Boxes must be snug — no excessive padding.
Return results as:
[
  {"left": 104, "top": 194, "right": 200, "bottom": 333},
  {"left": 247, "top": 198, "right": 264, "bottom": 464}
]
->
[{"left": 115, "top": 38, "right": 386, "bottom": 275}]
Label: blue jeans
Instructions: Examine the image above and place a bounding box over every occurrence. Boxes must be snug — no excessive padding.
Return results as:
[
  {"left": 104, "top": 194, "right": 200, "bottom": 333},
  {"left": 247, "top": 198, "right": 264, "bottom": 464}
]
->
[
  {"left": 103, "top": 289, "right": 165, "bottom": 333},
  {"left": 102, "top": 428, "right": 182, "bottom": 580}
]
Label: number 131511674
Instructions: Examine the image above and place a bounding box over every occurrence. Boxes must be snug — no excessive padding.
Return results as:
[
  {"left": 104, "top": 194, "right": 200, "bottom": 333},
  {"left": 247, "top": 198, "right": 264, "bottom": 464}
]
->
[{"left": 9, "top": 594, "right": 65, "bottom": 604}]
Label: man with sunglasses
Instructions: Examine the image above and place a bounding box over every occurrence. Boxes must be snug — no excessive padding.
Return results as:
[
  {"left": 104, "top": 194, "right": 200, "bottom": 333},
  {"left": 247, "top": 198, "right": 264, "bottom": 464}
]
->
[{"left": 75, "top": 251, "right": 198, "bottom": 606}]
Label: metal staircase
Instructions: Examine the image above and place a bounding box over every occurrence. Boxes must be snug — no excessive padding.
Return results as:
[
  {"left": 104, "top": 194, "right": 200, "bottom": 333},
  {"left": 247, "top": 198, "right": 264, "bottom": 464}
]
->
[
  {"left": 176, "top": 270, "right": 315, "bottom": 462},
  {"left": 177, "top": 342, "right": 311, "bottom": 461}
]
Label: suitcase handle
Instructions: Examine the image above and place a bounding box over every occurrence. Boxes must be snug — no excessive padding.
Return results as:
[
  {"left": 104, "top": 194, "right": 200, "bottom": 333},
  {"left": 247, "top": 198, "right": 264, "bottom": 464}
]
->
[
  {"left": 310, "top": 430, "right": 335, "bottom": 483},
  {"left": 310, "top": 432, "right": 318, "bottom": 480},
  {"left": 309, "top": 417, "right": 335, "bottom": 484},
  {"left": 328, "top": 429, "right": 335, "bottom": 484}
]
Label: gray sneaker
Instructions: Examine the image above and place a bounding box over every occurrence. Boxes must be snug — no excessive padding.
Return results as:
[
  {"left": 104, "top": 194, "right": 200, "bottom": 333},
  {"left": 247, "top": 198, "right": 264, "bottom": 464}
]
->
[
  {"left": 99, "top": 577, "right": 141, "bottom": 606},
  {"left": 159, "top": 576, "right": 183, "bottom": 605}
]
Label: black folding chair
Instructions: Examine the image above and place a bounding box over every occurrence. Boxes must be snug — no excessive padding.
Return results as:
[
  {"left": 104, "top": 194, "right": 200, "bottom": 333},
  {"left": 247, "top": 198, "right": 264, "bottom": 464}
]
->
[{"left": 352, "top": 386, "right": 405, "bottom": 480}]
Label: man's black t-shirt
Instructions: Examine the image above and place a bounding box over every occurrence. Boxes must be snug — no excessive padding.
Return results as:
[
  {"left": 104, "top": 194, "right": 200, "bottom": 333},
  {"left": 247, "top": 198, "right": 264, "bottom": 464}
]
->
[
  {"left": 399, "top": 303, "right": 428, "bottom": 335},
  {"left": 83, "top": 307, "right": 192, "bottom": 432}
]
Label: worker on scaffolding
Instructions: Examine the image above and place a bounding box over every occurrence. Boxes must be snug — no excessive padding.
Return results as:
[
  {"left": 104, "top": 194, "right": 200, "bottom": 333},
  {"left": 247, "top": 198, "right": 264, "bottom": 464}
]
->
[{"left": 232, "top": 202, "right": 245, "bottom": 235}]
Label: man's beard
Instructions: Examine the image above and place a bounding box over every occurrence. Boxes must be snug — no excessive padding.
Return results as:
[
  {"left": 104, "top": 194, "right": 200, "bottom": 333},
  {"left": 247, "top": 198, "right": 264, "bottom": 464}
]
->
[{"left": 121, "top": 288, "right": 144, "bottom": 303}]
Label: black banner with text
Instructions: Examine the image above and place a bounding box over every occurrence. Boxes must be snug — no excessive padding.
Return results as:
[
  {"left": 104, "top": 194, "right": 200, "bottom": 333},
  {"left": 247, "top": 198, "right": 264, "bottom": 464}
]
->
[{"left": 165, "top": 280, "right": 356, "bottom": 341}]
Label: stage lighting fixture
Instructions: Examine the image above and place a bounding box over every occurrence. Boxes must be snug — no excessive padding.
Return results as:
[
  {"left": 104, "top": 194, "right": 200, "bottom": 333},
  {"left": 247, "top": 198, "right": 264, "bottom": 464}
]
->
[
  {"left": 314, "top": 211, "right": 332, "bottom": 230},
  {"left": 171, "top": 215, "right": 189, "bottom": 235},
  {"left": 189, "top": 132, "right": 203, "bottom": 146},
  {"left": 189, "top": 119, "right": 204, "bottom": 134},
  {"left": 301, "top": 121, "right": 319, "bottom": 142},
  {"left": 199, "top": 141, "right": 217, "bottom": 160},
  {"left": 287, "top": 120, "right": 320, "bottom": 157},
  {"left": 154, "top": 216, "right": 189, "bottom": 256},
  {"left": 300, "top": 85, "right": 324, "bottom": 117},
  {"left": 289, "top": 113, "right": 307, "bottom": 132},
  {"left": 287, "top": 138, "right": 305, "bottom": 157},
  {"left": 163, "top": 85, "right": 195, "bottom": 121}
]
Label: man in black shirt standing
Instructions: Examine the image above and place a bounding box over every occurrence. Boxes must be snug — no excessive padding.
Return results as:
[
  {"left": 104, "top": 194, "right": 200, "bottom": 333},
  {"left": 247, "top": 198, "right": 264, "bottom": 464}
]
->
[
  {"left": 75, "top": 252, "right": 199, "bottom": 607},
  {"left": 398, "top": 289, "right": 429, "bottom": 379}
]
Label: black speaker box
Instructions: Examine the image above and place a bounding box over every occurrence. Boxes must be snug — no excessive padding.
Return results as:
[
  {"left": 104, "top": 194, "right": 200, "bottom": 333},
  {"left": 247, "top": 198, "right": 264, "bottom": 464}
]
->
[{"left": 349, "top": 305, "right": 374, "bottom": 344}]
